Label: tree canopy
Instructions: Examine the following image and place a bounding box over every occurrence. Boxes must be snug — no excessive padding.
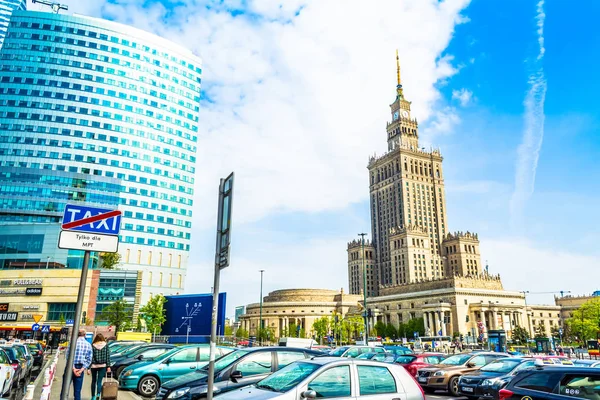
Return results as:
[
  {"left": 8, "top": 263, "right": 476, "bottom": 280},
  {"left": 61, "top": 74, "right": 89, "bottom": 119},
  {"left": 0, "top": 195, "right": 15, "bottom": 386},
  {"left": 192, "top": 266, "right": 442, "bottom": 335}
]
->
[
  {"left": 566, "top": 298, "right": 600, "bottom": 344},
  {"left": 102, "top": 299, "right": 132, "bottom": 333},
  {"left": 139, "top": 294, "right": 167, "bottom": 335}
]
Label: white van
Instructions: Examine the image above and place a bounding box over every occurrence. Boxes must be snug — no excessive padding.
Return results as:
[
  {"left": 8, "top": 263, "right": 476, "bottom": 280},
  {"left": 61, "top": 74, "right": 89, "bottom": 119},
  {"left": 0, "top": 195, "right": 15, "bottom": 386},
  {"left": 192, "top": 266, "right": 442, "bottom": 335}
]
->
[{"left": 278, "top": 337, "right": 318, "bottom": 349}]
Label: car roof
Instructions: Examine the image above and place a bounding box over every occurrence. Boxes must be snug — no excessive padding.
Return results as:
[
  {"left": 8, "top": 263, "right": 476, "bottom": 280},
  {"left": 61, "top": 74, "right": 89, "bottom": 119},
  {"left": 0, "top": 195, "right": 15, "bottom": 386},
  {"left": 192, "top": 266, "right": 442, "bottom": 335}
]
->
[
  {"left": 241, "top": 346, "right": 321, "bottom": 353},
  {"left": 525, "top": 366, "right": 600, "bottom": 373},
  {"left": 304, "top": 356, "right": 400, "bottom": 366}
]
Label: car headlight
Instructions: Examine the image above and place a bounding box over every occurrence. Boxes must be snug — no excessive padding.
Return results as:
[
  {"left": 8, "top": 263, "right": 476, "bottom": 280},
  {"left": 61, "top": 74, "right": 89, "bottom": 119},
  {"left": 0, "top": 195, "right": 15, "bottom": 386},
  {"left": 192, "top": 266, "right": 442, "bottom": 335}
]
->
[
  {"left": 167, "top": 387, "right": 190, "bottom": 399},
  {"left": 482, "top": 379, "right": 494, "bottom": 386},
  {"left": 433, "top": 371, "right": 447, "bottom": 376},
  {"left": 123, "top": 370, "right": 132, "bottom": 377}
]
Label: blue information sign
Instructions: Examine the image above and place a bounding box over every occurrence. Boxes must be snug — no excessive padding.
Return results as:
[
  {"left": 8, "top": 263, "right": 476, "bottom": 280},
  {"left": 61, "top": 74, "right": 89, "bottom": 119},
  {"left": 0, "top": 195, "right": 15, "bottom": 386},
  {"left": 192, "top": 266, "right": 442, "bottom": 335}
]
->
[
  {"left": 31, "top": 324, "right": 39, "bottom": 331},
  {"left": 41, "top": 325, "right": 50, "bottom": 333},
  {"left": 62, "top": 204, "right": 122, "bottom": 235}
]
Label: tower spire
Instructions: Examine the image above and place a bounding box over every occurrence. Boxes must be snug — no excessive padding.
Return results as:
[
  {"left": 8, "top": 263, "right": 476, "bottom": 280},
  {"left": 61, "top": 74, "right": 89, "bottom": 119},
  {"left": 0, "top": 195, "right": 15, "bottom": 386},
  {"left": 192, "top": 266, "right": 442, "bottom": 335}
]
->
[{"left": 396, "top": 49, "right": 403, "bottom": 99}]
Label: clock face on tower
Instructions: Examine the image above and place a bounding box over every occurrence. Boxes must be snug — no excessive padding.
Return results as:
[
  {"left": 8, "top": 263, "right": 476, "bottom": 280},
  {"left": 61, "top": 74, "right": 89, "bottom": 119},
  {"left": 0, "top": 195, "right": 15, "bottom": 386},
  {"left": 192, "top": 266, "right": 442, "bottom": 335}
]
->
[{"left": 401, "top": 110, "right": 409, "bottom": 118}]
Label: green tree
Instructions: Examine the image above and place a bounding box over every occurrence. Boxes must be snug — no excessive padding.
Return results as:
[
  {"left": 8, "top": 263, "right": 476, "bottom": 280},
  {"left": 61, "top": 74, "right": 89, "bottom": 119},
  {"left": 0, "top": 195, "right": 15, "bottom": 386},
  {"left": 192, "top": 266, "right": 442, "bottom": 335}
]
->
[
  {"left": 224, "top": 325, "right": 234, "bottom": 336},
  {"left": 566, "top": 299, "right": 600, "bottom": 344},
  {"left": 312, "top": 317, "right": 331, "bottom": 344},
  {"left": 59, "top": 314, "right": 66, "bottom": 326},
  {"left": 534, "top": 321, "right": 547, "bottom": 339},
  {"left": 406, "top": 317, "right": 425, "bottom": 337},
  {"left": 511, "top": 325, "right": 530, "bottom": 345},
  {"left": 235, "top": 328, "right": 249, "bottom": 338},
  {"left": 99, "top": 252, "right": 121, "bottom": 269},
  {"left": 373, "top": 321, "right": 386, "bottom": 338},
  {"left": 139, "top": 294, "right": 167, "bottom": 336},
  {"left": 102, "top": 299, "right": 132, "bottom": 334},
  {"left": 385, "top": 323, "right": 398, "bottom": 339}
]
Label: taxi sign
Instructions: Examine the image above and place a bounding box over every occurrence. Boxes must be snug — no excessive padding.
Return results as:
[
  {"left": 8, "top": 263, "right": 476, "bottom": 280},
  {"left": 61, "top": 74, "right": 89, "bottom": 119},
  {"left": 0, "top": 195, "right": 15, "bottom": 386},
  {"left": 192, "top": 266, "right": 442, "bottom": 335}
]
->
[{"left": 61, "top": 204, "right": 122, "bottom": 235}]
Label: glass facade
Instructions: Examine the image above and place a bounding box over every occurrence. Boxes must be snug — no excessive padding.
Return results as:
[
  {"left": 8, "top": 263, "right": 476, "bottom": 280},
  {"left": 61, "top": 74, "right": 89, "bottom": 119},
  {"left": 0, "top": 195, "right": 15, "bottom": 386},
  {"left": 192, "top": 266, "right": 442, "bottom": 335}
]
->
[
  {"left": 0, "top": 11, "right": 201, "bottom": 302},
  {"left": 0, "top": 0, "right": 25, "bottom": 49},
  {"left": 95, "top": 270, "right": 139, "bottom": 325}
]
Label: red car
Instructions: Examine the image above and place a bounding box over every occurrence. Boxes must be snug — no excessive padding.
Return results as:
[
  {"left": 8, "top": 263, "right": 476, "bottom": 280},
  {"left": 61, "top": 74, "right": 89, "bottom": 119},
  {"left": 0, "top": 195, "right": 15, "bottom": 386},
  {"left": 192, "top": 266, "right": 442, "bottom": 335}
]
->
[{"left": 395, "top": 352, "right": 446, "bottom": 376}]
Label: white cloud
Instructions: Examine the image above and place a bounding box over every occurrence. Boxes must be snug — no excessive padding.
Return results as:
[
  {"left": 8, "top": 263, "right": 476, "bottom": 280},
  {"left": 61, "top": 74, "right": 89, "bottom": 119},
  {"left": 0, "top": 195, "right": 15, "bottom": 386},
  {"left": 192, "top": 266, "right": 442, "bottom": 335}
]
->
[
  {"left": 510, "top": 0, "right": 547, "bottom": 231},
  {"left": 452, "top": 88, "right": 473, "bottom": 106},
  {"left": 186, "top": 237, "right": 349, "bottom": 315},
  {"left": 62, "top": 0, "right": 471, "bottom": 227},
  {"left": 481, "top": 238, "right": 598, "bottom": 306}
]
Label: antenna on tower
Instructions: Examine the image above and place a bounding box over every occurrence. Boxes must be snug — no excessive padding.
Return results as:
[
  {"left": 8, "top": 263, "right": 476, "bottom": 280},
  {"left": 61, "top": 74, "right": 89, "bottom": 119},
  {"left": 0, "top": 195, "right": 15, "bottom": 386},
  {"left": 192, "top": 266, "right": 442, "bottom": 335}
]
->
[{"left": 31, "top": 0, "right": 68, "bottom": 14}]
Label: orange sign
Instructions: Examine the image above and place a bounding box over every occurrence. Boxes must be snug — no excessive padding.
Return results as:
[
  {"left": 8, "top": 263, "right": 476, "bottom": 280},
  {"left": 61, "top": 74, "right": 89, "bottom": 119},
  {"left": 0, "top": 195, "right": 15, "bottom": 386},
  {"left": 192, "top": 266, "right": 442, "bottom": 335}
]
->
[{"left": 32, "top": 315, "right": 43, "bottom": 323}]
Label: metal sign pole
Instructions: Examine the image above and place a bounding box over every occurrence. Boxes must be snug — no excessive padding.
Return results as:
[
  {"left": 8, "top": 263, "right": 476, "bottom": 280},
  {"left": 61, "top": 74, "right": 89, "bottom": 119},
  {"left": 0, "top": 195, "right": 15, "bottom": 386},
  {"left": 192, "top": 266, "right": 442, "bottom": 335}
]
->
[
  {"left": 207, "top": 173, "right": 233, "bottom": 400},
  {"left": 59, "top": 250, "right": 90, "bottom": 400}
]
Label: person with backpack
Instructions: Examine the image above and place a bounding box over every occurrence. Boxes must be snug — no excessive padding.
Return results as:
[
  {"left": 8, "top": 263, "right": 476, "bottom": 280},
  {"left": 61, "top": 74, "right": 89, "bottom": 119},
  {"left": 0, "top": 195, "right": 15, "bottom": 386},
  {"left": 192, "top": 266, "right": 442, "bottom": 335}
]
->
[{"left": 88, "top": 333, "right": 111, "bottom": 400}]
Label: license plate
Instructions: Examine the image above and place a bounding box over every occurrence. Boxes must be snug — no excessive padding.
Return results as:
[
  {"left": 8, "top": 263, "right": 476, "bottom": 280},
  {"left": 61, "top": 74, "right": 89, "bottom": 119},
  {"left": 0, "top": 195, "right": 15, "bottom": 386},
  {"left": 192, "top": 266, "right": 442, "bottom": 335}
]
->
[
  {"left": 462, "top": 387, "right": 474, "bottom": 393},
  {"left": 418, "top": 377, "right": 427, "bottom": 383}
]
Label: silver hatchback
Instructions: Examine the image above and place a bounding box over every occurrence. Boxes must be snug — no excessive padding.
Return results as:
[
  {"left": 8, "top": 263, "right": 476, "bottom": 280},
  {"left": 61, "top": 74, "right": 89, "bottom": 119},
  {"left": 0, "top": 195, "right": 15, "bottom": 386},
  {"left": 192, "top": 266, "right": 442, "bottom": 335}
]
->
[{"left": 214, "top": 357, "right": 425, "bottom": 400}]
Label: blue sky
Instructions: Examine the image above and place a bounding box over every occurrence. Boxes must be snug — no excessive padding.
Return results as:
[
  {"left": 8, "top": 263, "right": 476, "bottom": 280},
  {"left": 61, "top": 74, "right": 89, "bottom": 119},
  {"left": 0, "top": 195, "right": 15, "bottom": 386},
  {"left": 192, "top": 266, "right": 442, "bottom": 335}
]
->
[{"left": 53, "top": 0, "right": 600, "bottom": 316}]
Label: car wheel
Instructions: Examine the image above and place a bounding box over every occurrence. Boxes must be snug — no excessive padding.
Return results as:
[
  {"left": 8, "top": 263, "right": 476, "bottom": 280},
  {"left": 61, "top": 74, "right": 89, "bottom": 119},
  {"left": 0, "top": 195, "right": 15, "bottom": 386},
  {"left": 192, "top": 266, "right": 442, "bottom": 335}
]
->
[
  {"left": 448, "top": 376, "right": 460, "bottom": 396},
  {"left": 137, "top": 376, "right": 160, "bottom": 397},
  {"left": 423, "top": 388, "right": 436, "bottom": 394}
]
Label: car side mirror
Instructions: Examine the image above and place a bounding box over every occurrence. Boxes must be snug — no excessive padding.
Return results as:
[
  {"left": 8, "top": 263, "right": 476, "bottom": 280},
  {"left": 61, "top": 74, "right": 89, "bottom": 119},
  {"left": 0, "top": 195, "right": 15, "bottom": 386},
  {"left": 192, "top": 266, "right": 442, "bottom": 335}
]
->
[
  {"left": 230, "top": 370, "right": 243, "bottom": 381},
  {"left": 164, "top": 358, "right": 171, "bottom": 365},
  {"left": 467, "top": 362, "right": 476, "bottom": 368},
  {"left": 301, "top": 390, "right": 317, "bottom": 399},
  {"left": 137, "top": 355, "right": 144, "bottom": 360}
]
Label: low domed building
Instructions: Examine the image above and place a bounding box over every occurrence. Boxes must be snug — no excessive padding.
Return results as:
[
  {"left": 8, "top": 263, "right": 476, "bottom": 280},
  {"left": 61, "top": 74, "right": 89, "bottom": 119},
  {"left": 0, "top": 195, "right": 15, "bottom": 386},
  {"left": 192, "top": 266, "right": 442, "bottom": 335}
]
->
[{"left": 239, "top": 288, "right": 362, "bottom": 338}]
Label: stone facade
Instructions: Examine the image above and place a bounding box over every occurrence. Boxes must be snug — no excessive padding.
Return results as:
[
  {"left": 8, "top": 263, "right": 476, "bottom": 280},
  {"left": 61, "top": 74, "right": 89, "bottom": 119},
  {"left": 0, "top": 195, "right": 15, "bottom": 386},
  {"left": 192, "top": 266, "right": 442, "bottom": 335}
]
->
[
  {"left": 347, "top": 240, "right": 376, "bottom": 296},
  {"left": 238, "top": 289, "right": 362, "bottom": 338}
]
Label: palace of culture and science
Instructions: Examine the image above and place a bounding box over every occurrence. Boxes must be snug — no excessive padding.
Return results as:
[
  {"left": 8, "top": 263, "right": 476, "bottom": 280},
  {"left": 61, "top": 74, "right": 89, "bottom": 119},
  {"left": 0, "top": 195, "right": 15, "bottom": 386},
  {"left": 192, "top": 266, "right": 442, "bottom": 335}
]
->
[{"left": 348, "top": 53, "right": 482, "bottom": 297}]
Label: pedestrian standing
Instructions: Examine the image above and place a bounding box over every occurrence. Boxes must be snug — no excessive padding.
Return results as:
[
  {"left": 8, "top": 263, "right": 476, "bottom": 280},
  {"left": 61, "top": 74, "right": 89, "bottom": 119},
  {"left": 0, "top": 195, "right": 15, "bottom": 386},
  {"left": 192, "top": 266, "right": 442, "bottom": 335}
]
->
[
  {"left": 60, "top": 329, "right": 92, "bottom": 400},
  {"left": 88, "top": 333, "right": 111, "bottom": 400}
]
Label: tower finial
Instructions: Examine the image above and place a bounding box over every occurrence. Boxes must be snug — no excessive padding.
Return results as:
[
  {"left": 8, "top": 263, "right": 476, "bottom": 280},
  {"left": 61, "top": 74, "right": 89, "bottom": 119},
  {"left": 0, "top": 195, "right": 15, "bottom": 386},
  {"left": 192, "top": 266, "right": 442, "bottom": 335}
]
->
[
  {"left": 396, "top": 49, "right": 401, "bottom": 86},
  {"left": 395, "top": 50, "right": 403, "bottom": 99}
]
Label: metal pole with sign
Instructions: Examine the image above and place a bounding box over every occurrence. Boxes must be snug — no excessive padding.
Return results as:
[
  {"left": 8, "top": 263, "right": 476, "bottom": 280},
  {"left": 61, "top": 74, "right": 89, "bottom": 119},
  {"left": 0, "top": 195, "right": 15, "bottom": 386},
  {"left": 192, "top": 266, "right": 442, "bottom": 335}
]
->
[
  {"left": 58, "top": 204, "right": 121, "bottom": 400},
  {"left": 206, "top": 173, "right": 234, "bottom": 400}
]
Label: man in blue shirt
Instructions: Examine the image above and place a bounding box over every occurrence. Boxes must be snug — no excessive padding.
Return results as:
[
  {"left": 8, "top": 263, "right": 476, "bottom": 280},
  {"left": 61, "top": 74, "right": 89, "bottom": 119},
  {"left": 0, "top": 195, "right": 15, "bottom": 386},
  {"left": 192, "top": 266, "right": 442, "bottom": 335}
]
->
[{"left": 61, "top": 329, "right": 92, "bottom": 400}]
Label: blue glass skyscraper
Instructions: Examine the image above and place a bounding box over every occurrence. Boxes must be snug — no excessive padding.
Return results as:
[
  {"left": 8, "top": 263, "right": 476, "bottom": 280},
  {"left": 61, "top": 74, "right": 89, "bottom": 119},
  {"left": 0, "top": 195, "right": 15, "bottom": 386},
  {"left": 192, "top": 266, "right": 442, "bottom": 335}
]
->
[
  {"left": 0, "top": 0, "right": 26, "bottom": 48},
  {"left": 0, "top": 11, "right": 202, "bottom": 302}
]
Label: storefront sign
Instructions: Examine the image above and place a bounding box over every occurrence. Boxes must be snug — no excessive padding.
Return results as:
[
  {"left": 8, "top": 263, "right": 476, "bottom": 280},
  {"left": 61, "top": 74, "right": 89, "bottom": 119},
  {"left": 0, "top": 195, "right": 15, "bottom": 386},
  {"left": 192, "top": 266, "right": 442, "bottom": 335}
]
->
[
  {"left": 0, "top": 313, "right": 18, "bottom": 322},
  {"left": 0, "top": 289, "right": 25, "bottom": 295},
  {"left": 0, "top": 304, "right": 8, "bottom": 312},
  {"left": 25, "top": 288, "right": 42, "bottom": 296},
  {"left": 20, "top": 314, "right": 34, "bottom": 320},
  {"left": 13, "top": 279, "right": 42, "bottom": 286},
  {"left": 22, "top": 305, "right": 39, "bottom": 310}
]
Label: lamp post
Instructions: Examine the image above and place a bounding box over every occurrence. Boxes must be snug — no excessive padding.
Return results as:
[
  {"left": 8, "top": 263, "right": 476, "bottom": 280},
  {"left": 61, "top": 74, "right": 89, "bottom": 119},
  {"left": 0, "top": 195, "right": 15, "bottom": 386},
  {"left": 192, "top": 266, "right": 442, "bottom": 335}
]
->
[
  {"left": 259, "top": 269, "right": 264, "bottom": 345},
  {"left": 521, "top": 291, "right": 532, "bottom": 346},
  {"left": 358, "top": 233, "right": 368, "bottom": 344}
]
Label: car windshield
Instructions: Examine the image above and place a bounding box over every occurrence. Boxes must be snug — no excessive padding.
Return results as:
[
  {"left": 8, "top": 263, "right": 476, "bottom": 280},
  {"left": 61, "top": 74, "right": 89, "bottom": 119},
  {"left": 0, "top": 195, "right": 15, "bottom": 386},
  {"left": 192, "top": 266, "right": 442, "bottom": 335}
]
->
[
  {"left": 1, "top": 347, "right": 17, "bottom": 359},
  {"left": 150, "top": 347, "right": 181, "bottom": 363},
  {"left": 440, "top": 354, "right": 472, "bottom": 365},
  {"left": 256, "top": 362, "right": 320, "bottom": 393},
  {"left": 480, "top": 359, "right": 521, "bottom": 373},
  {"left": 13, "top": 346, "right": 25, "bottom": 358},
  {"left": 395, "top": 355, "right": 417, "bottom": 364},
  {"left": 202, "top": 350, "right": 248, "bottom": 373},
  {"left": 121, "top": 345, "right": 147, "bottom": 357},
  {"left": 329, "top": 347, "right": 349, "bottom": 357}
]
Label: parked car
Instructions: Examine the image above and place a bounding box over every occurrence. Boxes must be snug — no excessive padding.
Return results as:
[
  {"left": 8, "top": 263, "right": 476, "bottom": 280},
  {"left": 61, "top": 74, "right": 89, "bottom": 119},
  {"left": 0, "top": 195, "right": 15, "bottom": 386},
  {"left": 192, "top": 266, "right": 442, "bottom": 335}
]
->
[
  {"left": 384, "top": 345, "right": 414, "bottom": 355},
  {"left": 0, "top": 349, "right": 16, "bottom": 397},
  {"left": 395, "top": 353, "right": 446, "bottom": 376},
  {"left": 499, "top": 365, "right": 600, "bottom": 400},
  {"left": 458, "top": 357, "right": 538, "bottom": 400},
  {"left": 417, "top": 352, "right": 509, "bottom": 396},
  {"left": 119, "top": 345, "right": 235, "bottom": 397},
  {"left": 11, "top": 344, "right": 33, "bottom": 380},
  {"left": 25, "top": 342, "right": 44, "bottom": 368},
  {"left": 111, "top": 342, "right": 148, "bottom": 356},
  {"left": 155, "top": 347, "right": 324, "bottom": 400},
  {"left": 213, "top": 357, "right": 425, "bottom": 400},
  {"left": 1, "top": 346, "right": 27, "bottom": 390},
  {"left": 355, "top": 352, "right": 390, "bottom": 361},
  {"left": 112, "top": 344, "right": 176, "bottom": 377},
  {"left": 328, "top": 346, "right": 385, "bottom": 358},
  {"left": 572, "top": 360, "right": 600, "bottom": 368}
]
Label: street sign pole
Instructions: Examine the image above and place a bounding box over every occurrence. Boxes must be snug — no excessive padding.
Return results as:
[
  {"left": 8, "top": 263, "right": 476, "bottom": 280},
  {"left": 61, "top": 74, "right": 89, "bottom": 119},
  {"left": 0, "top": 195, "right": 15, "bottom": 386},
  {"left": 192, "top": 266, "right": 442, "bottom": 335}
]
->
[
  {"left": 207, "top": 173, "right": 234, "bottom": 400},
  {"left": 60, "top": 250, "right": 90, "bottom": 400}
]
